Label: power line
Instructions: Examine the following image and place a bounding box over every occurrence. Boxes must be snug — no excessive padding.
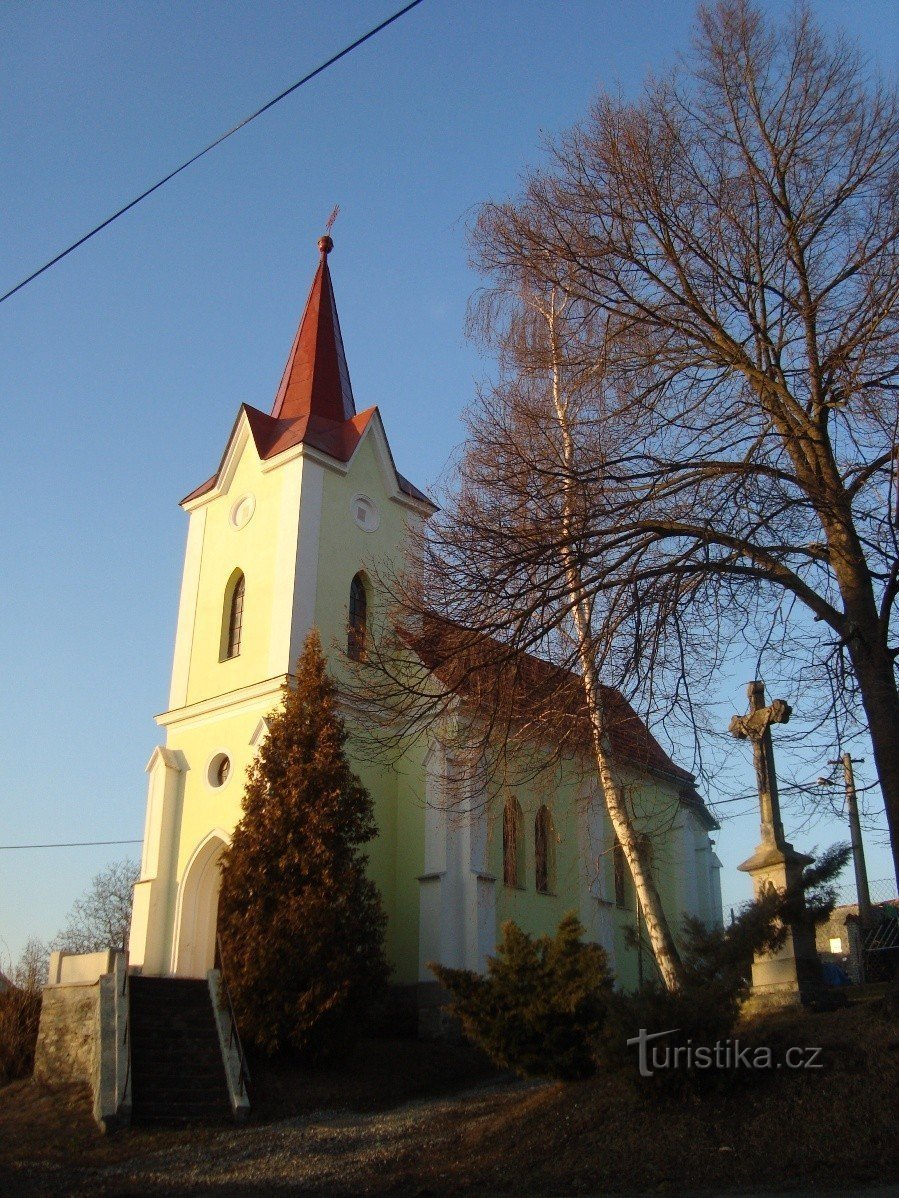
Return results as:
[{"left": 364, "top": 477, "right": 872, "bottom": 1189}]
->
[
  {"left": 0, "top": 839, "right": 142, "bottom": 851},
  {"left": 709, "top": 792, "right": 760, "bottom": 807},
  {"left": 0, "top": 0, "right": 427, "bottom": 307}
]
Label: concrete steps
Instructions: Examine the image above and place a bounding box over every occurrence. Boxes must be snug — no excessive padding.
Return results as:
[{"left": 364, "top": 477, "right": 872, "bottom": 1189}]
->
[{"left": 129, "top": 976, "right": 232, "bottom": 1124}]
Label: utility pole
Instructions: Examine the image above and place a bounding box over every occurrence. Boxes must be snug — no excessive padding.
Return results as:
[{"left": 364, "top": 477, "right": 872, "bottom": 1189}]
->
[{"left": 829, "top": 754, "right": 872, "bottom": 926}]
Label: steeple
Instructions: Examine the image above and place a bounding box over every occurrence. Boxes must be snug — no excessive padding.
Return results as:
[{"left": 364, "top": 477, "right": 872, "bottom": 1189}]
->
[
  {"left": 180, "top": 230, "right": 435, "bottom": 509},
  {"left": 271, "top": 236, "right": 356, "bottom": 424}
]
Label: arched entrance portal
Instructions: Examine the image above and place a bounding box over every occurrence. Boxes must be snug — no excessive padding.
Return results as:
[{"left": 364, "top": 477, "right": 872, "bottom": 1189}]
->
[{"left": 172, "top": 831, "right": 228, "bottom": 978}]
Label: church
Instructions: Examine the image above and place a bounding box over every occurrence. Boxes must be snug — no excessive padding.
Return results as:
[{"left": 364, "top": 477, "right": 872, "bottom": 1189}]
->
[{"left": 128, "top": 235, "right": 723, "bottom": 1012}]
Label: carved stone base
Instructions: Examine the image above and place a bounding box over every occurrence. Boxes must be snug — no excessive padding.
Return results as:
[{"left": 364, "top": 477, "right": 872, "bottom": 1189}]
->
[{"left": 738, "top": 839, "right": 823, "bottom": 1008}]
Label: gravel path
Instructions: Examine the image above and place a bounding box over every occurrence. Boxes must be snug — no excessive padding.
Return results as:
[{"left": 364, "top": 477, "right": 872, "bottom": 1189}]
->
[{"left": 6, "top": 1078, "right": 539, "bottom": 1196}]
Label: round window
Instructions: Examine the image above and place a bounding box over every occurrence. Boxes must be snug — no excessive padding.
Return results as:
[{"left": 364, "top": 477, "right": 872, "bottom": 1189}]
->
[{"left": 207, "top": 752, "right": 231, "bottom": 788}]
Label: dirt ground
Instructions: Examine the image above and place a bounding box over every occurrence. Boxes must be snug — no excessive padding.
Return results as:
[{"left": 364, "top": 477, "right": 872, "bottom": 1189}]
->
[{"left": 1, "top": 1000, "right": 897, "bottom": 1196}]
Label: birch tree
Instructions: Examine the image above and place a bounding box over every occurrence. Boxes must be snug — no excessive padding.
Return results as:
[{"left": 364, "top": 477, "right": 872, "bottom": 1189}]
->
[
  {"left": 356, "top": 274, "right": 695, "bottom": 990},
  {"left": 530, "top": 285, "right": 685, "bottom": 989}
]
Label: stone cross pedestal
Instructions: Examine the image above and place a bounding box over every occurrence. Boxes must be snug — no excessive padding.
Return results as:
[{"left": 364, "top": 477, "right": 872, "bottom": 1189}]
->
[{"left": 731, "top": 681, "right": 821, "bottom": 1007}]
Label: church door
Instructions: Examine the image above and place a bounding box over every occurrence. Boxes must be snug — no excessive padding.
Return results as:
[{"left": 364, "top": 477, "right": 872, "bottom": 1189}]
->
[{"left": 173, "top": 833, "right": 227, "bottom": 978}]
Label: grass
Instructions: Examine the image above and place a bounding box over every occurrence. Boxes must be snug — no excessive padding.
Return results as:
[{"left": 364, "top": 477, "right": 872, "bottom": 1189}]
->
[
  {"left": 1, "top": 995, "right": 897, "bottom": 1194},
  {"left": 427, "top": 998, "right": 899, "bottom": 1194},
  {"left": 246, "top": 1034, "right": 499, "bottom": 1121},
  {"left": 0, "top": 989, "right": 41, "bottom": 1086},
  {"left": 0, "top": 1037, "right": 500, "bottom": 1180}
]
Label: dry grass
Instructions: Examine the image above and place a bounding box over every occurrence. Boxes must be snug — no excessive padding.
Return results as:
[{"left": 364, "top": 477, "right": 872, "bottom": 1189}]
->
[
  {"left": 0, "top": 1080, "right": 210, "bottom": 1169},
  {"left": 1, "top": 998, "right": 897, "bottom": 1195},
  {"left": 0, "top": 990, "right": 41, "bottom": 1085},
  {"left": 421, "top": 997, "right": 899, "bottom": 1195},
  {"left": 247, "top": 1034, "right": 498, "bottom": 1120}
]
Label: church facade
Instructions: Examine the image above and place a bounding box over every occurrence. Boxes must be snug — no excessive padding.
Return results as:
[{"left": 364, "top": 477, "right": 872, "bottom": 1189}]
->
[{"left": 128, "top": 237, "right": 723, "bottom": 1000}]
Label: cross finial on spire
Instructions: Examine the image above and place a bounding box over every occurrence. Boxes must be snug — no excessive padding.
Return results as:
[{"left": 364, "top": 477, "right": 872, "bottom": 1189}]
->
[
  {"left": 271, "top": 215, "right": 355, "bottom": 423},
  {"left": 318, "top": 205, "right": 339, "bottom": 257}
]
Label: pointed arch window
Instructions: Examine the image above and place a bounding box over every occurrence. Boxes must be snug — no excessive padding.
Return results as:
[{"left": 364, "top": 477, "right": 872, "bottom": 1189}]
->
[
  {"left": 348, "top": 573, "right": 368, "bottom": 661},
  {"left": 535, "top": 805, "right": 556, "bottom": 894},
  {"left": 503, "top": 796, "right": 524, "bottom": 888},
  {"left": 221, "top": 570, "right": 245, "bottom": 661}
]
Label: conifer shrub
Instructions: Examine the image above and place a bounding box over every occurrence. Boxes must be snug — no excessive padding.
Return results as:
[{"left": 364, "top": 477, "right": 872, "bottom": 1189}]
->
[
  {"left": 433, "top": 847, "right": 851, "bottom": 1088},
  {"left": 430, "top": 912, "right": 612, "bottom": 1080},
  {"left": 217, "top": 629, "right": 390, "bottom": 1061}
]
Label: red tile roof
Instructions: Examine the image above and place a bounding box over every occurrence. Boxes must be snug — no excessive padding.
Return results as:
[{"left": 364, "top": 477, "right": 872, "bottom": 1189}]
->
[
  {"left": 181, "top": 238, "right": 433, "bottom": 508},
  {"left": 271, "top": 237, "right": 356, "bottom": 425},
  {"left": 410, "top": 615, "right": 707, "bottom": 800}
]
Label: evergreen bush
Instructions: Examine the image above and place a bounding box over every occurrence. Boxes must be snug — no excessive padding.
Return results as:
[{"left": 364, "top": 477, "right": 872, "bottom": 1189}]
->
[
  {"left": 217, "top": 629, "right": 390, "bottom": 1060},
  {"left": 430, "top": 912, "right": 611, "bottom": 1080}
]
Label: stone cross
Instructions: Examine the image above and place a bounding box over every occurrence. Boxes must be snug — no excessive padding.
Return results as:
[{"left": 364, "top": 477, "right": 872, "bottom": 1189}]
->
[{"left": 729, "top": 680, "right": 791, "bottom": 849}]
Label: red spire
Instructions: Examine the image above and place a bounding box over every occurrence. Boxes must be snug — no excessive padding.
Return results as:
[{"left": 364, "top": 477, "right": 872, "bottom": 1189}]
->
[{"left": 271, "top": 236, "right": 356, "bottom": 423}]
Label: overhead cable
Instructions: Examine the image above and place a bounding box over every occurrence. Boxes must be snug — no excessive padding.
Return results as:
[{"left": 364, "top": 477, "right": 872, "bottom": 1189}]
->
[
  {"left": 0, "top": 0, "right": 426, "bottom": 306},
  {"left": 0, "top": 839, "right": 142, "bottom": 851}
]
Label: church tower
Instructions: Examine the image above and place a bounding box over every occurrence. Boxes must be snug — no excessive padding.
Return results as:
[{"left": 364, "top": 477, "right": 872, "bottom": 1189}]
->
[
  {"left": 131, "top": 234, "right": 722, "bottom": 1004},
  {"left": 129, "top": 238, "right": 436, "bottom": 978}
]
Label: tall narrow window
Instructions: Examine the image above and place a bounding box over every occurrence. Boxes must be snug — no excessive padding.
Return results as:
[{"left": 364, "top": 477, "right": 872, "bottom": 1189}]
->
[
  {"left": 221, "top": 570, "right": 245, "bottom": 661},
  {"left": 348, "top": 573, "right": 367, "bottom": 661},
  {"left": 535, "top": 805, "right": 555, "bottom": 894},
  {"left": 613, "top": 837, "right": 627, "bottom": 909},
  {"left": 503, "top": 796, "right": 524, "bottom": 888}
]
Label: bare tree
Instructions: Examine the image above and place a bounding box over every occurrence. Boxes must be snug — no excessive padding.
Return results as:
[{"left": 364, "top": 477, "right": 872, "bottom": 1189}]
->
[
  {"left": 356, "top": 277, "right": 697, "bottom": 989},
  {"left": 12, "top": 937, "right": 49, "bottom": 993},
  {"left": 522, "top": 285, "right": 688, "bottom": 988},
  {"left": 52, "top": 859, "right": 139, "bottom": 954},
  {"left": 469, "top": 0, "right": 899, "bottom": 886}
]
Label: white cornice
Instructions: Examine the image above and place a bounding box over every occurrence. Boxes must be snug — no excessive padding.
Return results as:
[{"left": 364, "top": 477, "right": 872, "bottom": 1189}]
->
[
  {"left": 259, "top": 441, "right": 320, "bottom": 474},
  {"left": 182, "top": 410, "right": 256, "bottom": 513},
  {"left": 157, "top": 675, "right": 287, "bottom": 728},
  {"left": 183, "top": 405, "right": 434, "bottom": 518}
]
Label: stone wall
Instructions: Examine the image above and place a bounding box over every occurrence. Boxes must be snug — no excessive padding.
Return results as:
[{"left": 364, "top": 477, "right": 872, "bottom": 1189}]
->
[{"left": 33, "top": 983, "right": 99, "bottom": 1087}]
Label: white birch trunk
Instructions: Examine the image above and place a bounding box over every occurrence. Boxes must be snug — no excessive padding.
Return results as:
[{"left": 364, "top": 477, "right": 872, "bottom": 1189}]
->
[{"left": 543, "top": 291, "right": 685, "bottom": 992}]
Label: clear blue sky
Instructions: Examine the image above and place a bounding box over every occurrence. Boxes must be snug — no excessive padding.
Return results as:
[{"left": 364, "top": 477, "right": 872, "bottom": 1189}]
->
[{"left": 1, "top": 1, "right": 897, "bottom": 969}]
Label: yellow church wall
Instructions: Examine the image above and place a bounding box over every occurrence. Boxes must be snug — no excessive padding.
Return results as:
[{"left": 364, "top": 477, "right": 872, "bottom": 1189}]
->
[
  {"left": 607, "top": 768, "right": 686, "bottom": 991},
  {"left": 164, "top": 701, "right": 275, "bottom": 881},
  {"left": 390, "top": 739, "right": 431, "bottom": 984},
  {"left": 487, "top": 753, "right": 691, "bottom": 991},
  {"left": 155, "top": 694, "right": 276, "bottom": 967},
  {"left": 342, "top": 748, "right": 401, "bottom": 970},
  {"left": 491, "top": 764, "right": 584, "bottom": 940},
  {"left": 307, "top": 428, "right": 429, "bottom": 984},
  {"left": 311, "top": 431, "right": 419, "bottom": 669},
  {"left": 183, "top": 431, "right": 304, "bottom": 707},
  {"left": 135, "top": 685, "right": 278, "bottom": 972}
]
